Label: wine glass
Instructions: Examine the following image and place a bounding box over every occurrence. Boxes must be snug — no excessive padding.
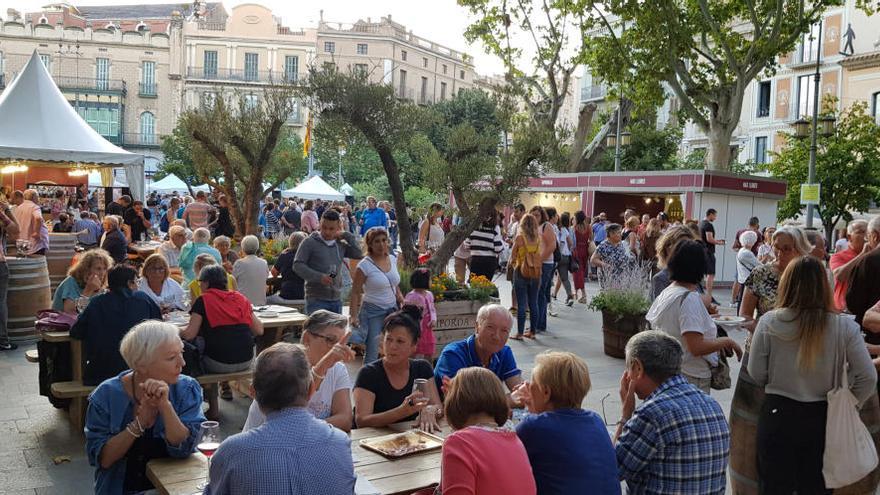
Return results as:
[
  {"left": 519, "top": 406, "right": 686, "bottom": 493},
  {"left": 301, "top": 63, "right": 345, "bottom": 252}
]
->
[
  {"left": 196, "top": 420, "right": 221, "bottom": 490},
  {"left": 75, "top": 296, "right": 90, "bottom": 314},
  {"left": 412, "top": 378, "right": 430, "bottom": 430}
]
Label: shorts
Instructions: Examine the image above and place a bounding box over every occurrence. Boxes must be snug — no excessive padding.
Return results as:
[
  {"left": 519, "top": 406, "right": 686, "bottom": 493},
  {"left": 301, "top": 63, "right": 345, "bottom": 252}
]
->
[{"left": 705, "top": 252, "right": 716, "bottom": 275}]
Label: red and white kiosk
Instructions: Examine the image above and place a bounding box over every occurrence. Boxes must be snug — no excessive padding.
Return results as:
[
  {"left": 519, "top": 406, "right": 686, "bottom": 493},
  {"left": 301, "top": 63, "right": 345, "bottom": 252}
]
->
[{"left": 521, "top": 170, "right": 787, "bottom": 284}]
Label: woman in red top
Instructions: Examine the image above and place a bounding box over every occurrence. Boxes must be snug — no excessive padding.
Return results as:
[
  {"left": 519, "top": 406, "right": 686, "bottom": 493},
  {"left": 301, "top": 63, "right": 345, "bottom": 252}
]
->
[
  {"left": 441, "top": 367, "right": 536, "bottom": 495},
  {"left": 572, "top": 211, "right": 592, "bottom": 304}
]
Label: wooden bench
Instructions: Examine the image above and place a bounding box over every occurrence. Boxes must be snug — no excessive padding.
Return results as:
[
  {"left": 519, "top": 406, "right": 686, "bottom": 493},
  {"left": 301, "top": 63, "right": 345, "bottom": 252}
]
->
[{"left": 51, "top": 370, "right": 253, "bottom": 431}]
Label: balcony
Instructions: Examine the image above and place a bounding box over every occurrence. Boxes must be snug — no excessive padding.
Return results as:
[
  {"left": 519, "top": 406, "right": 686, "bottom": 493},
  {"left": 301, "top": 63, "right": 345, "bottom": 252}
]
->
[
  {"left": 581, "top": 84, "right": 607, "bottom": 102},
  {"left": 123, "top": 133, "right": 162, "bottom": 148},
  {"left": 186, "top": 67, "right": 304, "bottom": 85},
  {"left": 139, "top": 82, "right": 157, "bottom": 97},
  {"left": 55, "top": 76, "right": 127, "bottom": 95}
]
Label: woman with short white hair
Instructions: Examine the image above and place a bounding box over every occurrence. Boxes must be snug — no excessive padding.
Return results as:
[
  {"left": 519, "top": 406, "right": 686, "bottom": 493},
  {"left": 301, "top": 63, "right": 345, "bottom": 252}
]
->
[
  {"left": 84, "top": 320, "right": 205, "bottom": 495},
  {"left": 233, "top": 235, "right": 269, "bottom": 306},
  {"left": 735, "top": 230, "right": 760, "bottom": 310}
]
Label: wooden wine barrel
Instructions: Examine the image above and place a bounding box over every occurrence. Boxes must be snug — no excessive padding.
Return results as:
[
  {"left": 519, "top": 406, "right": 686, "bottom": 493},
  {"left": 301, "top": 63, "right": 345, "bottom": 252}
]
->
[
  {"left": 47, "top": 233, "right": 77, "bottom": 290},
  {"left": 601, "top": 310, "right": 648, "bottom": 359},
  {"left": 6, "top": 257, "right": 51, "bottom": 344},
  {"left": 729, "top": 353, "right": 880, "bottom": 494}
]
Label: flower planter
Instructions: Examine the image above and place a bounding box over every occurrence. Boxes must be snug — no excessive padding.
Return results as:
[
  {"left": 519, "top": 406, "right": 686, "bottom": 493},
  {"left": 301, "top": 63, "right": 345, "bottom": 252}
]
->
[
  {"left": 601, "top": 310, "right": 648, "bottom": 359},
  {"left": 431, "top": 298, "right": 498, "bottom": 360}
]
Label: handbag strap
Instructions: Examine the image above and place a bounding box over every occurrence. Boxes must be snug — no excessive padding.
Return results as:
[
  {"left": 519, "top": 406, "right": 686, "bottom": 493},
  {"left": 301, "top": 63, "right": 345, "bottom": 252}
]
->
[{"left": 831, "top": 315, "right": 847, "bottom": 391}]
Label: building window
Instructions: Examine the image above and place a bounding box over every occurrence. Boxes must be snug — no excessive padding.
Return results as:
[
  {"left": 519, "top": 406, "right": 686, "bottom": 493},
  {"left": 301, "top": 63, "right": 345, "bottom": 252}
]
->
[
  {"left": 401, "top": 50, "right": 407, "bottom": 61},
  {"left": 757, "top": 80, "right": 770, "bottom": 118},
  {"left": 243, "top": 94, "right": 259, "bottom": 110},
  {"left": 872, "top": 92, "right": 880, "bottom": 125},
  {"left": 399, "top": 69, "right": 407, "bottom": 97},
  {"left": 357, "top": 44, "right": 368, "bottom": 55},
  {"left": 284, "top": 55, "right": 299, "bottom": 82},
  {"left": 420, "top": 76, "right": 428, "bottom": 102},
  {"left": 204, "top": 51, "right": 218, "bottom": 78},
  {"left": 423, "top": 57, "right": 428, "bottom": 68},
  {"left": 460, "top": 69, "right": 465, "bottom": 80},
  {"left": 244, "top": 53, "right": 259, "bottom": 81},
  {"left": 797, "top": 74, "right": 816, "bottom": 117},
  {"left": 288, "top": 98, "right": 301, "bottom": 123},
  {"left": 754, "top": 136, "right": 768, "bottom": 165},
  {"left": 354, "top": 63, "right": 368, "bottom": 76},
  {"left": 324, "top": 41, "right": 335, "bottom": 53},
  {"left": 95, "top": 58, "right": 110, "bottom": 90},
  {"left": 39, "top": 54, "right": 51, "bottom": 70},
  {"left": 140, "top": 112, "right": 156, "bottom": 144},
  {"left": 141, "top": 61, "right": 156, "bottom": 96},
  {"left": 442, "top": 64, "right": 447, "bottom": 75},
  {"left": 440, "top": 82, "right": 447, "bottom": 101},
  {"left": 76, "top": 105, "right": 119, "bottom": 139},
  {"left": 800, "top": 22, "right": 821, "bottom": 63}
]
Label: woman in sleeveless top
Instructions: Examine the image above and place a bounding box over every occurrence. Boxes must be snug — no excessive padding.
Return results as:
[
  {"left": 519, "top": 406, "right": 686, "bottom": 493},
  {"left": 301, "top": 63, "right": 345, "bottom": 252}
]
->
[
  {"left": 572, "top": 211, "right": 592, "bottom": 304},
  {"left": 510, "top": 214, "right": 542, "bottom": 340},
  {"left": 418, "top": 203, "right": 445, "bottom": 254}
]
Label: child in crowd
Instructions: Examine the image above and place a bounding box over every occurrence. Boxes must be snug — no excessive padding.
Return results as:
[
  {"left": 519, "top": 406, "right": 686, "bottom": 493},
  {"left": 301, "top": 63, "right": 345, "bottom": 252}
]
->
[{"left": 404, "top": 268, "right": 436, "bottom": 360}]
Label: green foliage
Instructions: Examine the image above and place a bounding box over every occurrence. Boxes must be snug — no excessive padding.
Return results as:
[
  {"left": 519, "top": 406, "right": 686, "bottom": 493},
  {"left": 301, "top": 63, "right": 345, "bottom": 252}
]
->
[
  {"left": 156, "top": 124, "right": 204, "bottom": 190},
  {"left": 404, "top": 186, "right": 444, "bottom": 211},
  {"left": 769, "top": 99, "right": 880, "bottom": 234},
  {"left": 594, "top": 119, "right": 683, "bottom": 171},
  {"left": 587, "top": 289, "right": 651, "bottom": 316},
  {"left": 351, "top": 177, "right": 391, "bottom": 203}
]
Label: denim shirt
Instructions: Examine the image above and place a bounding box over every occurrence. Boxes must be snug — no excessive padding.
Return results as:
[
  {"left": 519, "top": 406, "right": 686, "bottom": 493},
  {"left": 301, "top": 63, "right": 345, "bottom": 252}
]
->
[{"left": 85, "top": 371, "right": 206, "bottom": 495}]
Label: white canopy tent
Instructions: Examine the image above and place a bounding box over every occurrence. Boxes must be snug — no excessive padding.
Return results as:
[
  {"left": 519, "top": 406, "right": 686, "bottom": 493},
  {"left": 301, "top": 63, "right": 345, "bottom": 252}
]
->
[
  {"left": 88, "top": 171, "right": 126, "bottom": 188},
  {"left": 147, "top": 174, "right": 190, "bottom": 194},
  {"left": 281, "top": 175, "right": 344, "bottom": 201},
  {"left": 0, "top": 51, "right": 145, "bottom": 199},
  {"left": 339, "top": 183, "right": 354, "bottom": 196}
]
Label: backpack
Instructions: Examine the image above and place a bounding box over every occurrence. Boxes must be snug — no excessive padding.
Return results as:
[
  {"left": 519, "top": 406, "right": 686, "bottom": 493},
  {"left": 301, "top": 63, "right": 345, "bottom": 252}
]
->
[{"left": 519, "top": 240, "right": 543, "bottom": 279}]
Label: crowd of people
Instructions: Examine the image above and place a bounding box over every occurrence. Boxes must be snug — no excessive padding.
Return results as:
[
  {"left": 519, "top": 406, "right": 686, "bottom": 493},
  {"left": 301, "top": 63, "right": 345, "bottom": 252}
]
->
[{"left": 5, "top": 182, "right": 880, "bottom": 494}]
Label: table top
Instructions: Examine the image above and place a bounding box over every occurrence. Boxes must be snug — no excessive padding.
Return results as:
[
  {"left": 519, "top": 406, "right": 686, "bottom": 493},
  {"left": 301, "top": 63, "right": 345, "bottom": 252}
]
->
[
  {"left": 42, "top": 309, "right": 306, "bottom": 343},
  {"left": 147, "top": 421, "right": 451, "bottom": 495},
  {"left": 130, "top": 241, "right": 163, "bottom": 254}
]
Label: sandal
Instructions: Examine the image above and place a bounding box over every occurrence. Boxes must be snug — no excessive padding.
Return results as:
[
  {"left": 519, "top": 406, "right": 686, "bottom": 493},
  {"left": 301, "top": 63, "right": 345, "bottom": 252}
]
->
[
  {"left": 524, "top": 331, "right": 536, "bottom": 339},
  {"left": 510, "top": 334, "right": 524, "bottom": 341}
]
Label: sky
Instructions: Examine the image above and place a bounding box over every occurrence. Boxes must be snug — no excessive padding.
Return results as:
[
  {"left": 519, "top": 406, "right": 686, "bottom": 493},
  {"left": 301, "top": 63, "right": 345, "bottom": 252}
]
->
[{"left": 0, "top": 0, "right": 508, "bottom": 74}]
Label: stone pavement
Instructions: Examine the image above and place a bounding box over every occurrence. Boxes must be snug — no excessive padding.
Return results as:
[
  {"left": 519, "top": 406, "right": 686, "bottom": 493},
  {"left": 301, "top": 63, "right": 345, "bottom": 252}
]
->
[{"left": 0, "top": 281, "right": 741, "bottom": 493}]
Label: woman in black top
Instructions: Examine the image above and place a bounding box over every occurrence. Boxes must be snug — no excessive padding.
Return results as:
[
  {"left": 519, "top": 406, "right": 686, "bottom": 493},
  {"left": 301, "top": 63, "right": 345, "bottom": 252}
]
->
[
  {"left": 213, "top": 194, "right": 235, "bottom": 238},
  {"left": 353, "top": 305, "right": 442, "bottom": 432},
  {"left": 180, "top": 265, "right": 263, "bottom": 417},
  {"left": 267, "top": 232, "right": 307, "bottom": 304}
]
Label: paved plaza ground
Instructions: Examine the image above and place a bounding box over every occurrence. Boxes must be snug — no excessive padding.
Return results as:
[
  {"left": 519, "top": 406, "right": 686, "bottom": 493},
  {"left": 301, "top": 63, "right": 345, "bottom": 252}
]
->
[{"left": 0, "top": 282, "right": 741, "bottom": 494}]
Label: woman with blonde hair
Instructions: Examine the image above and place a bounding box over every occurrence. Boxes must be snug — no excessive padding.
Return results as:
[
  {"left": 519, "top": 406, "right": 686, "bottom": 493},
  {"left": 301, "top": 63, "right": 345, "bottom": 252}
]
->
[
  {"left": 749, "top": 256, "right": 875, "bottom": 493},
  {"left": 514, "top": 351, "right": 620, "bottom": 493},
  {"left": 137, "top": 253, "right": 186, "bottom": 312},
  {"left": 441, "top": 367, "right": 536, "bottom": 495},
  {"left": 52, "top": 249, "right": 114, "bottom": 314},
  {"left": 510, "top": 213, "right": 542, "bottom": 340},
  {"left": 188, "top": 253, "right": 237, "bottom": 300}
]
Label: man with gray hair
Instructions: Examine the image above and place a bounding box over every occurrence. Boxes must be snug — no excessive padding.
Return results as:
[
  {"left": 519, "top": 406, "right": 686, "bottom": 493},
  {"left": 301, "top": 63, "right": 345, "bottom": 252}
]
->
[
  {"left": 831, "top": 219, "right": 868, "bottom": 311},
  {"left": 614, "top": 331, "right": 729, "bottom": 494},
  {"left": 100, "top": 215, "right": 128, "bottom": 264},
  {"left": 207, "top": 343, "right": 356, "bottom": 494},
  {"left": 433, "top": 304, "right": 524, "bottom": 403},
  {"left": 846, "top": 216, "right": 880, "bottom": 342}
]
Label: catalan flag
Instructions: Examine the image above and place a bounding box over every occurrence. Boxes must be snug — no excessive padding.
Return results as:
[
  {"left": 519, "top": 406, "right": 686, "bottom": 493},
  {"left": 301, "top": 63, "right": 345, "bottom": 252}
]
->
[{"left": 303, "top": 112, "right": 312, "bottom": 158}]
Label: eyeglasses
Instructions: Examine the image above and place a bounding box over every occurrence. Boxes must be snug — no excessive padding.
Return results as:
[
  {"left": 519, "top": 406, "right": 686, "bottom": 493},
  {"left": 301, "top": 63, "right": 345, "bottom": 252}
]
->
[
  {"left": 148, "top": 266, "right": 167, "bottom": 273},
  {"left": 307, "top": 331, "right": 339, "bottom": 345}
]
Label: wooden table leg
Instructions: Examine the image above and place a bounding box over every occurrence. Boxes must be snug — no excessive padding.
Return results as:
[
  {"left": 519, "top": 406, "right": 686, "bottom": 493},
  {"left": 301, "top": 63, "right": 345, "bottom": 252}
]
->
[{"left": 70, "top": 340, "right": 86, "bottom": 433}]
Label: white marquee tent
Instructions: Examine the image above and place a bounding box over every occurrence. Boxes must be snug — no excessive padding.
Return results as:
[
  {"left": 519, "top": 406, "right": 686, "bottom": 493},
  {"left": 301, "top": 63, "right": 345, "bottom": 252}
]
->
[
  {"left": 0, "top": 51, "right": 145, "bottom": 199},
  {"left": 281, "top": 175, "right": 344, "bottom": 201},
  {"left": 147, "top": 174, "right": 190, "bottom": 194}
]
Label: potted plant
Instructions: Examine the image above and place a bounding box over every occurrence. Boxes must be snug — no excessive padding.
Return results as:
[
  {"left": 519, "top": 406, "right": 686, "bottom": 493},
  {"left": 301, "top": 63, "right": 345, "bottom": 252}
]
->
[{"left": 588, "top": 261, "right": 652, "bottom": 358}]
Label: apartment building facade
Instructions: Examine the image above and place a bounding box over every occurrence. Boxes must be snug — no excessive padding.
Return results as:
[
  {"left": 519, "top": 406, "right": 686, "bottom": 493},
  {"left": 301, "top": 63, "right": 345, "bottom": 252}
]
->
[{"left": 315, "top": 15, "right": 476, "bottom": 105}]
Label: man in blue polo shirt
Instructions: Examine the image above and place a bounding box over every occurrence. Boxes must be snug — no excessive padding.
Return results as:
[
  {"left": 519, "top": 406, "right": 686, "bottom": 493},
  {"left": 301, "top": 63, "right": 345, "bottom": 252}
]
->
[
  {"left": 434, "top": 304, "right": 523, "bottom": 403},
  {"left": 359, "top": 196, "right": 388, "bottom": 236}
]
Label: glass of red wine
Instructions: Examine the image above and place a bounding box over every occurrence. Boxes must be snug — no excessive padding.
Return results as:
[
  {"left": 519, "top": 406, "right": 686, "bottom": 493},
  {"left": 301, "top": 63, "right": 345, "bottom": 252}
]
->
[{"left": 196, "top": 420, "right": 221, "bottom": 490}]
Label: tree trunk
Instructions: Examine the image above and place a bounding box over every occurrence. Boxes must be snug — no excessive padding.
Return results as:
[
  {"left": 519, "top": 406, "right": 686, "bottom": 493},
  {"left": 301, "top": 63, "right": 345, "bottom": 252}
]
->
[
  {"left": 706, "top": 121, "right": 736, "bottom": 171},
  {"left": 372, "top": 143, "right": 418, "bottom": 268},
  {"left": 577, "top": 99, "right": 632, "bottom": 172},
  {"left": 564, "top": 102, "right": 597, "bottom": 172},
  {"left": 426, "top": 196, "right": 499, "bottom": 275}
]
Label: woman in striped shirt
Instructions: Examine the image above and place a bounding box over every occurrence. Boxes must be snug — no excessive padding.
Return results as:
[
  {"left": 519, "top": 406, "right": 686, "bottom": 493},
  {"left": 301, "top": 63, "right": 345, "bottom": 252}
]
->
[{"left": 468, "top": 213, "right": 504, "bottom": 280}]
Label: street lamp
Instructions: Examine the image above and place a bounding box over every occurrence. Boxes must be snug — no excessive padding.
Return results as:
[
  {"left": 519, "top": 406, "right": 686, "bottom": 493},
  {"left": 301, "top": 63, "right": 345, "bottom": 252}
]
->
[
  {"left": 792, "top": 118, "right": 811, "bottom": 139},
  {"left": 819, "top": 114, "right": 836, "bottom": 137},
  {"left": 620, "top": 131, "right": 632, "bottom": 146}
]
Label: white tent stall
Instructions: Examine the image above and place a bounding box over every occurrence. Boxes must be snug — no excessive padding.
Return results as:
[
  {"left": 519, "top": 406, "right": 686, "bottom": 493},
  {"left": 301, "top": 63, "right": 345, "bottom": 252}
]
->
[
  {"left": 147, "top": 174, "right": 191, "bottom": 194},
  {"left": 0, "top": 51, "right": 145, "bottom": 199},
  {"left": 281, "top": 175, "right": 344, "bottom": 201}
]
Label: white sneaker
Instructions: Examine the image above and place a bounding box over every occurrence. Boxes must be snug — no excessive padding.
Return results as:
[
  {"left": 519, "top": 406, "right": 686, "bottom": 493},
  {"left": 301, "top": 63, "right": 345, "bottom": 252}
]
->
[{"left": 548, "top": 302, "right": 558, "bottom": 317}]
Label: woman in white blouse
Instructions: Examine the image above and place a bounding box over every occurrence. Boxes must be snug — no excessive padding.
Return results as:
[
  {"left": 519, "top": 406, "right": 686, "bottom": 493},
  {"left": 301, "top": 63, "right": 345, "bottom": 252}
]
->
[
  {"left": 350, "top": 227, "right": 404, "bottom": 364},
  {"left": 137, "top": 253, "right": 185, "bottom": 311},
  {"left": 243, "top": 310, "right": 355, "bottom": 432}
]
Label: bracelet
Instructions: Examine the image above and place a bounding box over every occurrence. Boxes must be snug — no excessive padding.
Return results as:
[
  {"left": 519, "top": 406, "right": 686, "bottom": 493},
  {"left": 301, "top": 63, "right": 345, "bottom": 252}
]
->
[
  {"left": 125, "top": 422, "right": 143, "bottom": 438},
  {"left": 310, "top": 367, "right": 325, "bottom": 380},
  {"left": 135, "top": 416, "right": 144, "bottom": 434}
]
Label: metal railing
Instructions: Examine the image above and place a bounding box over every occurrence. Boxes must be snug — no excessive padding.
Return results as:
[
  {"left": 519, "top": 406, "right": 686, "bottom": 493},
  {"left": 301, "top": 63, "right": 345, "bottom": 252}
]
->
[
  {"left": 54, "top": 76, "right": 126, "bottom": 94},
  {"left": 186, "top": 67, "right": 304, "bottom": 84},
  {"left": 123, "top": 133, "right": 162, "bottom": 147},
  {"left": 197, "top": 22, "right": 226, "bottom": 31},
  {"left": 139, "top": 82, "right": 157, "bottom": 97},
  {"left": 581, "top": 84, "right": 607, "bottom": 101}
]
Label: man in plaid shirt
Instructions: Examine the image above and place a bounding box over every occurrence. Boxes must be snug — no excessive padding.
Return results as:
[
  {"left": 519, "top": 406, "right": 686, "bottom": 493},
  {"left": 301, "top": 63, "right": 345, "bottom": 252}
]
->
[{"left": 614, "top": 331, "right": 729, "bottom": 494}]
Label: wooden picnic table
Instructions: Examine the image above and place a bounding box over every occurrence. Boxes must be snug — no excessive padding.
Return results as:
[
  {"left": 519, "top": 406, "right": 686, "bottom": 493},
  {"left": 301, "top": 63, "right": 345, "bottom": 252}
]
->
[{"left": 146, "top": 421, "right": 451, "bottom": 495}]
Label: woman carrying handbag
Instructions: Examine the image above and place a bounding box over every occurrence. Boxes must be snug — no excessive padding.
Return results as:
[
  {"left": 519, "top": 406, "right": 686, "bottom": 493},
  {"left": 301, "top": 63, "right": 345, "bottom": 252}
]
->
[{"left": 748, "top": 255, "right": 877, "bottom": 494}]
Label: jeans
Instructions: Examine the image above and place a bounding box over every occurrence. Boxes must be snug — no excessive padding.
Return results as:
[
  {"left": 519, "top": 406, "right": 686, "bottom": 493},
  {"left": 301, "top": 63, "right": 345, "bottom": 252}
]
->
[
  {"left": 355, "top": 302, "right": 397, "bottom": 364},
  {"left": 0, "top": 262, "right": 8, "bottom": 344},
  {"left": 557, "top": 255, "right": 573, "bottom": 299},
  {"left": 536, "top": 263, "right": 555, "bottom": 332},
  {"left": 305, "top": 299, "right": 342, "bottom": 316},
  {"left": 513, "top": 272, "right": 539, "bottom": 335}
]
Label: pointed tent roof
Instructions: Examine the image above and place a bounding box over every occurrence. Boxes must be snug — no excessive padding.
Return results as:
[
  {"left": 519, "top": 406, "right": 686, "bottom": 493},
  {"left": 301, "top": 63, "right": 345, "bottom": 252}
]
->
[
  {"left": 339, "top": 183, "right": 354, "bottom": 196},
  {"left": 0, "top": 51, "right": 143, "bottom": 166},
  {"left": 147, "top": 174, "right": 190, "bottom": 193},
  {"left": 281, "top": 175, "right": 344, "bottom": 200}
]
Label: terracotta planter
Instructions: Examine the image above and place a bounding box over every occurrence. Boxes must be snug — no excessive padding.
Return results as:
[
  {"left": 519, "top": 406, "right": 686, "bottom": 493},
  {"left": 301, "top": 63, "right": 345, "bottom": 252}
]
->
[{"left": 601, "top": 309, "right": 648, "bottom": 359}]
